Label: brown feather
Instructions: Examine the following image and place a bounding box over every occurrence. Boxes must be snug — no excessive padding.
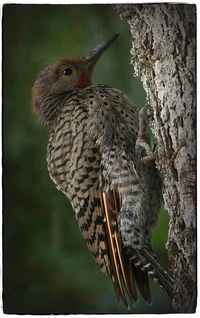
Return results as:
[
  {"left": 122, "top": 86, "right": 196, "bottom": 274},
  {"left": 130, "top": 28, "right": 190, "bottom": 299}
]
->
[
  {"left": 101, "top": 192, "right": 128, "bottom": 306},
  {"left": 133, "top": 267, "right": 151, "bottom": 303}
]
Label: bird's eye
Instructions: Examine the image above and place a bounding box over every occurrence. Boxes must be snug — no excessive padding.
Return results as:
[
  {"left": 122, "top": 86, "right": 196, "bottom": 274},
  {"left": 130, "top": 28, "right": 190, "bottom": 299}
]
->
[{"left": 63, "top": 68, "right": 73, "bottom": 76}]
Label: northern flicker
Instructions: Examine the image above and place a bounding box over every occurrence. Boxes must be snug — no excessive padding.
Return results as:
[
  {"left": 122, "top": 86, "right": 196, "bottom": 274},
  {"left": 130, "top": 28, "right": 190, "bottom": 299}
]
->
[{"left": 32, "top": 34, "right": 174, "bottom": 306}]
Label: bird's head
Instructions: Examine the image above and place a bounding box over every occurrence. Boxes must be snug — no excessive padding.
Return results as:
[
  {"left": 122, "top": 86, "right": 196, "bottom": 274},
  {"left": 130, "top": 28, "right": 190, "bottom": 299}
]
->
[{"left": 32, "top": 34, "right": 119, "bottom": 112}]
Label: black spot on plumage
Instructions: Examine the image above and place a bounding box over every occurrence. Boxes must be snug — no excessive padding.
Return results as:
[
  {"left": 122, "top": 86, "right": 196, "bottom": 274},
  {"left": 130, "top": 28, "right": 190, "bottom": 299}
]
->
[
  {"left": 91, "top": 177, "right": 98, "bottom": 183},
  {"left": 85, "top": 166, "right": 94, "bottom": 173},
  {"left": 77, "top": 178, "right": 85, "bottom": 184},
  {"left": 90, "top": 225, "right": 104, "bottom": 244},
  {"left": 82, "top": 187, "right": 91, "bottom": 193},
  {"left": 70, "top": 193, "right": 76, "bottom": 200},
  {"left": 93, "top": 196, "right": 101, "bottom": 208},
  {"left": 81, "top": 173, "right": 90, "bottom": 179},
  {"left": 77, "top": 200, "right": 89, "bottom": 218},
  {"left": 88, "top": 156, "right": 96, "bottom": 163},
  {"left": 97, "top": 233, "right": 105, "bottom": 243},
  {"left": 91, "top": 147, "right": 98, "bottom": 154},
  {"left": 80, "top": 222, "right": 89, "bottom": 231}
]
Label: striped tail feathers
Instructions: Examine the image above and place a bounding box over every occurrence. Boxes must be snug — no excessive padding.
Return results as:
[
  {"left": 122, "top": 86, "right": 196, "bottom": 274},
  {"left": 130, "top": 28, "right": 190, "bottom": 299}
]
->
[
  {"left": 140, "top": 248, "right": 174, "bottom": 299},
  {"left": 100, "top": 190, "right": 151, "bottom": 307},
  {"left": 130, "top": 248, "right": 174, "bottom": 300}
]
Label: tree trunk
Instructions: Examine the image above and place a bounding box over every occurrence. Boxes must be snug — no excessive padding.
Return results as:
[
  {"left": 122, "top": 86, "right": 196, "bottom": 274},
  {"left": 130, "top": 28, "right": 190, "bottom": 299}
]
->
[{"left": 114, "top": 3, "right": 196, "bottom": 313}]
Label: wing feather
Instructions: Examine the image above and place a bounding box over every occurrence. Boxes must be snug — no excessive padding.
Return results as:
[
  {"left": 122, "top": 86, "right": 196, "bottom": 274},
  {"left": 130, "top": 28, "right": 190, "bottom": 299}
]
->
[{"left": 101, "top": 192, "right": 129, "bottom": 306}]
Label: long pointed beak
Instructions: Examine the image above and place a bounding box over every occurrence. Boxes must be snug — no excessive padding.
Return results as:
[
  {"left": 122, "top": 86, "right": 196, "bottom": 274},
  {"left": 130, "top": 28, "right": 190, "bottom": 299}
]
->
[{"left": 85, "top": 33, "right": 119, "bottom": 68}]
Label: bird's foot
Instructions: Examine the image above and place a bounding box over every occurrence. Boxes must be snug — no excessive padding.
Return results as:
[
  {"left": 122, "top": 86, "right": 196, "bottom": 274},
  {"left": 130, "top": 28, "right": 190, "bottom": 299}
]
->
[{"left": 136, "top": 107, "right": 155, "bottom": 163}]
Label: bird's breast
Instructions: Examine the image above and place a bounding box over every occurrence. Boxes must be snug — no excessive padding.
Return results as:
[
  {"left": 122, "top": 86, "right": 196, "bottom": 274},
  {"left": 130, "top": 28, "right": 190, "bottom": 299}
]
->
[{"left": 47, "top": 96, "right": 101, "bottom": 202}]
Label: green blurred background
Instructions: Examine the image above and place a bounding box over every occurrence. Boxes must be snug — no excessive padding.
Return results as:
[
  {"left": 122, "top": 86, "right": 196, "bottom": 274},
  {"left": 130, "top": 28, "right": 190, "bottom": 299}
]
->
[{"left": 3, "top": 4, "right": 174, "bottom": 314}]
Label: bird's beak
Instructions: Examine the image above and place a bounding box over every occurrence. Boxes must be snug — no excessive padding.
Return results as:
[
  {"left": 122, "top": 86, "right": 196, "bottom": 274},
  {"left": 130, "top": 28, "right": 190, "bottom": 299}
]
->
[{"left": 85, "top": 33, "right": 119, "bottom": 69}]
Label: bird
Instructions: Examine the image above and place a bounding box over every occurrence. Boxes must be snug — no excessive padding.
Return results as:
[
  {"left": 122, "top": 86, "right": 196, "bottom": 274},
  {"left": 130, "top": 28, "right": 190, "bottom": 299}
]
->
[{"left": 32, "top": 33, "right": 174, "bottom": 307}]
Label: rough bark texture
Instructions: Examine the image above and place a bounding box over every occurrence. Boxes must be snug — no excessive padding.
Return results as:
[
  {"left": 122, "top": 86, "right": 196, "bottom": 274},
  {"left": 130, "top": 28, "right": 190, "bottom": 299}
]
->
[{"left": 114, "top": 3, "right": 196, "bottom": 313}]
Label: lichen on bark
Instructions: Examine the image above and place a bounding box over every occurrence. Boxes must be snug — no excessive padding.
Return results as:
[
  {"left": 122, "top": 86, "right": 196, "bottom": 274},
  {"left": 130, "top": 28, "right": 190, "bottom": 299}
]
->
[{"left": 114, "top": 3, "right": 196, "bottom": 313}]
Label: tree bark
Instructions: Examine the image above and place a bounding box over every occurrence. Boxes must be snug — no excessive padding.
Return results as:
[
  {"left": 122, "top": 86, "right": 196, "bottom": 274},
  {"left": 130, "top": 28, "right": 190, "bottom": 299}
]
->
[{"left": 114, "top": 3, "right": 196, "bottom": 313}]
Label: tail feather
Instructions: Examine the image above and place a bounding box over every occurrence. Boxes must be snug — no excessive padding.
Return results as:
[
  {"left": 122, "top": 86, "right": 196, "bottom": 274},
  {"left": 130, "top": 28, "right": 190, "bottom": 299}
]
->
[
  {"left": 130, "top": 248, "right": 174, "bottom": 299},
  {"left": 125, "top": 262, "right": 137, "bottom": 303},
  {"left": 141, "top": 249, "right": 174, "bottom": 299},
  {"left": 133, "top": 266, "right": 151, "bottom": 303},
  {"left": 99, "top": 189, "right": 174, "bottom": 307}
]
